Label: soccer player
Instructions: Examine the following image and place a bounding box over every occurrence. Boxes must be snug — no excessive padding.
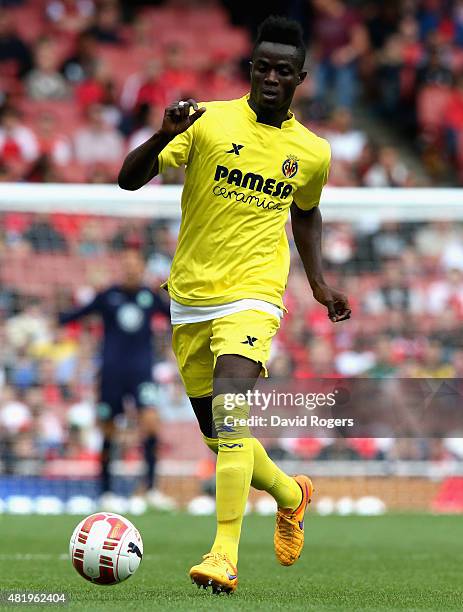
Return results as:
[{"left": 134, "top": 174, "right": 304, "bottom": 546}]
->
[
  {"left": 118, "top": 16, "right": 351, "bottom": 593},
  {"left": 58, "top": 247, "right": 173, "bottom": 509}
]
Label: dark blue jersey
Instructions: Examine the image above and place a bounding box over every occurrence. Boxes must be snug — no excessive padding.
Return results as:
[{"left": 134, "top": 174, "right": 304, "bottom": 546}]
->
[{"left": 59, "top": 285, "right": 169, "bottom": 375}]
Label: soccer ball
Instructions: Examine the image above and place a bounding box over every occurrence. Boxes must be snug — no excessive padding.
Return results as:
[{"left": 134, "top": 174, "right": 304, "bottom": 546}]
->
[{"left": 69, "top": 512, "right": 143, "bottom": 585}]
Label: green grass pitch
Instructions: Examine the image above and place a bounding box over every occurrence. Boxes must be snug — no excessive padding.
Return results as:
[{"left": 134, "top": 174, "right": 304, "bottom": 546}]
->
[{"left": 0, "top": 513, "right": 462, "bottom": 611}]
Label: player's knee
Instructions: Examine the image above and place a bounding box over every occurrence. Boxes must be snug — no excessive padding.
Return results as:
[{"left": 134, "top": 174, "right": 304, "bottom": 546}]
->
[{"left": 212, "top": 393, "right": 251, "bottom": 439}]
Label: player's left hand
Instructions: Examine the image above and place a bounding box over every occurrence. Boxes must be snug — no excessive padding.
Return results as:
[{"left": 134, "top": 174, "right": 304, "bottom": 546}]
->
[{"left": 311, "top": 283, "right": 351, "bottom": 322}]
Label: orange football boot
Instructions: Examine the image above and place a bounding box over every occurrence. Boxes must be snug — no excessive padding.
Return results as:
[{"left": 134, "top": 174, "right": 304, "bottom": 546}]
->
[
  {"left": 189, "top": 552, "right": 238, "bottom": 594},
  {"left": 274, "top": 475, "right": 314, "bottom": 566}
]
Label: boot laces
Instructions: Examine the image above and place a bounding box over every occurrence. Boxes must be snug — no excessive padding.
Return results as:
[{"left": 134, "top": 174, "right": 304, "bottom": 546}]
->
[
  {"left": 276, "top": 510, "right": 297, "bottom": 539},
  {"left": 202, "top": 552, "right": 229, "bottom": 568}
]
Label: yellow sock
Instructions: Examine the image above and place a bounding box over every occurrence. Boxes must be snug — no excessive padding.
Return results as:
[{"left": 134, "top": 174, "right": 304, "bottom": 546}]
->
[
  {"left": 210, "top": 437, "right": 253, "bottom": 566},
  {"left": 251, "top": 438, "right": 302, "bottom": 510},
  {"left": 210, "top": 395, "right": 254, "bottom": 566},
  {"left": 201, "top": 434, "right": 301, "bottom": 511}
]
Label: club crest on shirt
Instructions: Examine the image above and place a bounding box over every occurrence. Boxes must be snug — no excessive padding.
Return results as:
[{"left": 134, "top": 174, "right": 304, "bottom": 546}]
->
[
  {"left": 282, "top": 155, "right": 299, "bottom": 179},
  {"left": 117, "top": 303, "right": 143, "bottom": 332}
]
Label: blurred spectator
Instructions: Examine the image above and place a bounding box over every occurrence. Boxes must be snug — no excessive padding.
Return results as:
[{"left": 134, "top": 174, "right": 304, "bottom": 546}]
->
[
  {"left": 364, "top": 259, "right": 421, "bottom": 314},
  {"left": 375, "top": 33, "right": 405, "bottom": 119},
  {"left": 416, "top": 43, "right": 453, "bottom": 88},
  {"left": 85, "top": 0, "right": 124, "bottom": 45},
  {"left": 30, "top": 322, "right": 78, "bottom": 386},
  {"left": 45, "top": 0, "right": 95, "bottom": 35},
  {"left": 323, "top": 107, "right": 367, "bottom": 163},
  {"left": 25, "top": 38, "right": 70, "bottom": 100},
  {"left": 444, "top": 74, "right": 463, "bottom": 158},
  {"left": 335, "top": 337, "right": 375, "bottom": 376},
  {"left": 35, "top": 111, "right": 73, "bottom": 167},
  {"left": 0, "top": 106, "right": 39, "bottom": 174},
  {"left": 129, "top": 11, "right": 152, "bottom": 49},
  {"left": 430, "top": 310, "right": 463, "bottom": 350},
  {"left": 317, "top": 438, "right": 360, "bottom": 460},
  {"left": 322, "top": 222, "right": 356, "bottom": 271},
  {"left": 427, "top": 268, "right": 463, "bottom": 316},
  {"left": 74, "top": 103, "right": 124, "bottom": 164},
  {"left": 121, "top": 59, "right": 167, "bottom": 114},
  {"left": 22, "top": 212, "right": 68, "bottom": 253},
  {"left": 10, "top": 347, "right": 37, "bottom": 389},
  {"left": 311, "top": 0, "right": 369, "bottom": 109},
  {"left": 143, "top": 220, "right": 175, "bottom": 279},
  {"left": 159, "top": 44, "right": 199, "bottom": 102},
  {"left": 353, "top": 141, "right": 377, "bottom": 184},
  {"left": 78, "top": 219, "right": 107, "bottom": 256},
  {"left": 363, "top": 146, "right": 411, "bottom": 187},
  {"left": 440, "top": 231, "right": 463, "bottom": 271},
  {"left": 267, "top": 351, "right": 295, "bottom": 379},
  {"left": 0, "top": 10, "right": 32, "bottom": 80},
  {"left": 110, "top": 220, "right": 144, "bottom": 251},
  {"left": 75, "top": 60, "right": 122, "bottom": 126},
  {"left": 60, "top": 31, "right": 99, "bottom": 83},
  {"left": 127, "top": 105, "right": 162, "bottom": 152},
  {"left": 25, "top": 154, "right": 63, "bottom": 183},
  {"left": 367, "top": 336, "right": 398, "bottom": 378},
  {"left": 5, "top": 297, "right": 50, "bottom": 351},
  {"left": 415, "top": 220, "right": 457, "bottom": 260},
  {"left": 0, "top": 385, "right": 31, "bottom": 434},
  {"left": 369, "top": 221, "right": 411, "bottom": 263},
  {"left": 414, "top": 340, "right": 455, "bottom": 377},
  {"left": 200, "top": 54, "right": 246, "bottom": 101},
  {"left": 37, "top": 357, "right": 66, "bottom": 405},
  {"left": 450, "top": 349, "right": 463, "bottom": 377}
]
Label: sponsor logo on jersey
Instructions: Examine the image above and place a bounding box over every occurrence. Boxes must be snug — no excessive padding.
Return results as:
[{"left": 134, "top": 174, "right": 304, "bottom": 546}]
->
[{"left": 214, "top": 165, "right": 294, "bottom": 199}]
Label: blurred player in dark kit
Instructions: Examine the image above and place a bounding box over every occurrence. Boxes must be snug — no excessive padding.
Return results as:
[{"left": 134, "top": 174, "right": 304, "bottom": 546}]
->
[{"left": 59, "top": 247, "right": 174, "bottom": 510}]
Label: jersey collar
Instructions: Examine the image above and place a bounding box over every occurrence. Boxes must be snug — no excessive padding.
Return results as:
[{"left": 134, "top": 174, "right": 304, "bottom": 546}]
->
[{"left": 241, "top": 94, "right": 295, "bottom": 129}]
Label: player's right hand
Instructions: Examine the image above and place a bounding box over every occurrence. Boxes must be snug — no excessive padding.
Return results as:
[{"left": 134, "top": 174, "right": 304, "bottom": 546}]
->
[{"left": 160, "top": 99, "right": 206, "bottom": 138}]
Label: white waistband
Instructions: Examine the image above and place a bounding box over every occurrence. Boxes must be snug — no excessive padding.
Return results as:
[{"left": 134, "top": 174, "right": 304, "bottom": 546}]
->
[{"left": 170, "top": 298, "right": 283, "bottom": 324}]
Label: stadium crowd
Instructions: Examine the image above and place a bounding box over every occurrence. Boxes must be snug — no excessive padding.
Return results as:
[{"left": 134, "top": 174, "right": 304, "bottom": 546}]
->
[
  {"left": 1, "top": 0, "right": 463, "bottom": 479},
  {"left": 1, "top": 0, "right": 463, "bottom": 185},
  {"left": 1, "top": 212, "right": 463, "bottom": 468}
]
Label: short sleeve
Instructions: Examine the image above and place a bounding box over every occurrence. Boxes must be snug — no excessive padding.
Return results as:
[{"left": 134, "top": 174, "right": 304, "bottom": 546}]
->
[
  {"left": 158, "top": 125, "right": 195, "bottom": 173},
  {"left": 293, "top": 142, "right": 331, "bottom": 211}
]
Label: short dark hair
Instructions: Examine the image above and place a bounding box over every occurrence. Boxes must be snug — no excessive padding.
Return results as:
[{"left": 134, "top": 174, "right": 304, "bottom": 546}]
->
[{"left": 253, "top": 15, "right": 306, "bottom": 70}]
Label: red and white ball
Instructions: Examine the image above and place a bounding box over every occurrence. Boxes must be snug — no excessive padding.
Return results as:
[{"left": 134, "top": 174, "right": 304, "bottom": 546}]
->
[{"left": 69, "top": 512, "right": 143, "bottom": 585}]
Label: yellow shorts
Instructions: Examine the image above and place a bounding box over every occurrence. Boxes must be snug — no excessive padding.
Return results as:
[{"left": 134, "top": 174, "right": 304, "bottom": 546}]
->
[{"left": 172, "top": 309, "right": 280, "bottom": 398}]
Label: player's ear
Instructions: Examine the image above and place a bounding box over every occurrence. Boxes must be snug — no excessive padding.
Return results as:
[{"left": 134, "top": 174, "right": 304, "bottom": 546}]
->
[{"left": 297, "top": 71, "right": 307, "bottom": 85}]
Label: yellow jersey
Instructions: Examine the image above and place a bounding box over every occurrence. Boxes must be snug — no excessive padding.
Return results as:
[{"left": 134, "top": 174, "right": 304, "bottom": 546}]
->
[{"left": 158, "top": 94, "right": 331, "bottom": 309}]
